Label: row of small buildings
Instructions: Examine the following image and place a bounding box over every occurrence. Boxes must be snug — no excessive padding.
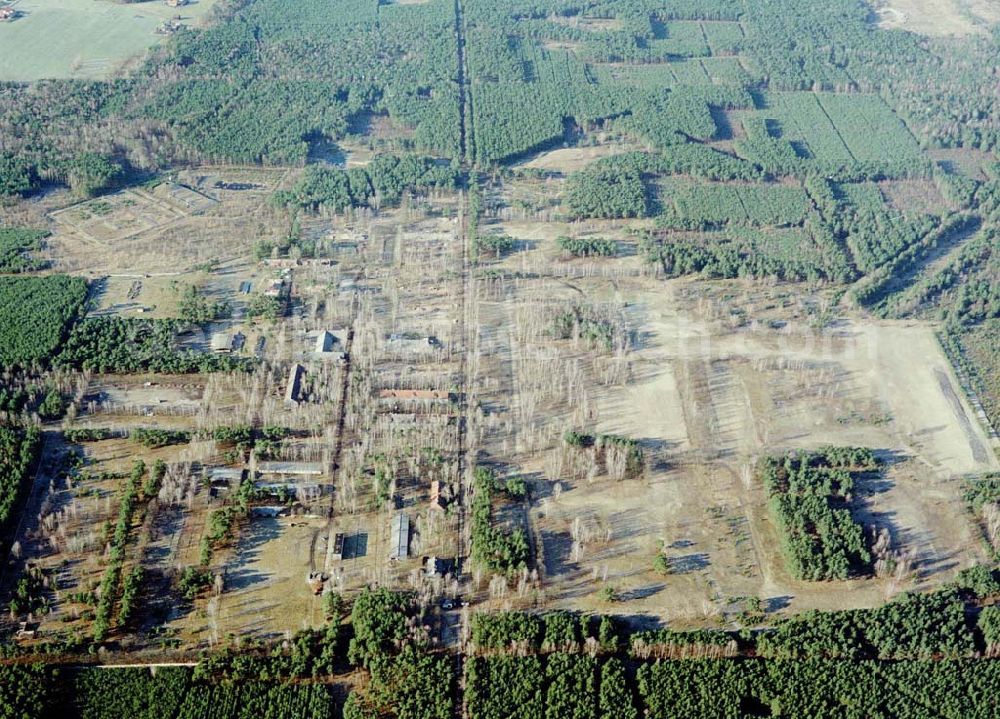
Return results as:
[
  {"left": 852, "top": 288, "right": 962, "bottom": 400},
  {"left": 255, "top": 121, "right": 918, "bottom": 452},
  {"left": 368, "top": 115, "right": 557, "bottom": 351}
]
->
[{"left": 205, "top": 462, "right": 327, "bottom": 502}]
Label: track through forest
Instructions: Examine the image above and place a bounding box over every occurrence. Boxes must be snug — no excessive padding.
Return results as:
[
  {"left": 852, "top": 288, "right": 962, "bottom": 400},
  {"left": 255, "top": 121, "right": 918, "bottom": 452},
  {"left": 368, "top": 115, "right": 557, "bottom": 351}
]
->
[
  {"left": 454, "top": 0, "right": 470, "bottom": 164},
  {"left": 453, "top": 1, "right": 473, "bottom": 715}
]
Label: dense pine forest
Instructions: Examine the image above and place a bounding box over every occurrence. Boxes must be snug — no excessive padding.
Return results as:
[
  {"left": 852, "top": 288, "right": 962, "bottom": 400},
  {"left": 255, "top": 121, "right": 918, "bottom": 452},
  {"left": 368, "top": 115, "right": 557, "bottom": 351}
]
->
[
  {"left": 4, "top": 582, "right": 1000, "bottom": 718},
  {"left": 5, "top": 0, "right": 995, "bottom": 334}
]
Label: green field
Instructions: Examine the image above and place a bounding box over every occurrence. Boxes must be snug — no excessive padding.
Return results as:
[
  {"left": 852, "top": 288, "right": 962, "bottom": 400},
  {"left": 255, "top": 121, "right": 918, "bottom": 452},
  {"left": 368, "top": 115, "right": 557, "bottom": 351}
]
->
[{"left": 0, "top": 0, "right": 219, "bottom": 81}]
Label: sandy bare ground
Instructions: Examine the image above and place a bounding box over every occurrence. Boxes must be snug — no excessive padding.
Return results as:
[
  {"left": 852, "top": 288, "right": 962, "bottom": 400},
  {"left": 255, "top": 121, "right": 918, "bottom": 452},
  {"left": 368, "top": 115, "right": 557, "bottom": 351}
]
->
[
  {"left": 43, "top": 168, "right": 290, "bottom": 276},
  {"left": 617, "top": 283, "right": 996, "bottom": 476},
  {"left": 875, "top": 0, "right": 1000, "bottom": 36},
  {"left": 493, "top": 273, "right": 996, "bottom": 624},
  {"left": 193, "top": 515, "right": 331, "bottom": 642},
  {"left": 519, "top": 145, "right": 636, "bottom": 174}
]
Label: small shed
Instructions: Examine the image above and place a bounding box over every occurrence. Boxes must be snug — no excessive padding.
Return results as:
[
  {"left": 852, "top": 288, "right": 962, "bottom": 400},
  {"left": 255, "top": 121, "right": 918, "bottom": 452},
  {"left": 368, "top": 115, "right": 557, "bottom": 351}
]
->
[
  {"left": 424, "top": 556, "right": 455, "bottom": 578},
  {"left": 264, "top": 277, "right": 286, "bottom": 298},
  {"left": 205, "top": 467, "right": 246, "bottom": 487},
  {"left": 331, "top": 532, "right": 345, "bottom": 561},
  {"left": 16, "top": 622, "right": 38, "bottom": 639},
  {"left": 430, "top": 480, "right": 445, "bottom": 511},
  {"left": 389, "top": 513, "right": 410, "bottom": 560},
  {"left": 315, "top": 330, "right": 335, "bottom": 353},
  {"left": 211, "top": 332, "right": 234, "bottom": 353},
  {"left": 315, "top": 330, "right": 346, "bottom": 354},
  {"left": 285, "top": 364, "right": 305, "bottom": 405}
]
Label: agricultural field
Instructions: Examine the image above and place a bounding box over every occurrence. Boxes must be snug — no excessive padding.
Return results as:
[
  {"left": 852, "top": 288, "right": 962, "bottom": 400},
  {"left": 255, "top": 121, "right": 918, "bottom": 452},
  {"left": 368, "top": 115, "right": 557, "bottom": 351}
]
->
[
  {"left": 0, "top": 0, "right": 221, "bottom": 81},
  {"left": 2, "top": 0, "right": 1000, "bottom": 716}
]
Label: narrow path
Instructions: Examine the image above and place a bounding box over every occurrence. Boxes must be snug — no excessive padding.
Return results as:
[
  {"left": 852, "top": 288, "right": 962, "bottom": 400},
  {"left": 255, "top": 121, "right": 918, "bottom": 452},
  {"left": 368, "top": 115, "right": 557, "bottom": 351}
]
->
[
  {"left": 865, "top": 214, "right": 981, "bottom": 308},
  {"left": 882, "top": 216, "right": 983, "bottom": 306},
  {"left": 96, "top": 662, "right": 199, "bottom": 669},
  {"left": 323, "top": 326, "right": 356, "bottom": 574},
  {"left": 453, "top": 2, "right": 473, "bottom": 716},
  {"left": 810, "top": 92, "right": 857, "bottom": 164},
  {"left": 454, "top": 0, "right": 470, "bottom": 163}
]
